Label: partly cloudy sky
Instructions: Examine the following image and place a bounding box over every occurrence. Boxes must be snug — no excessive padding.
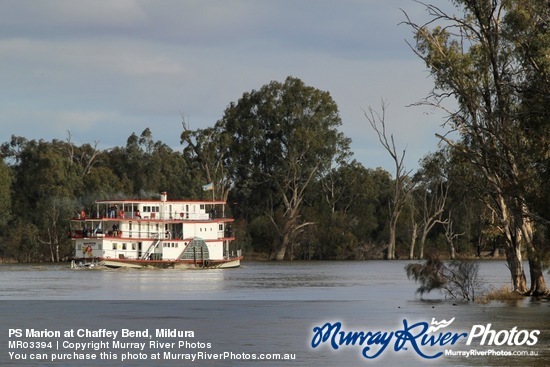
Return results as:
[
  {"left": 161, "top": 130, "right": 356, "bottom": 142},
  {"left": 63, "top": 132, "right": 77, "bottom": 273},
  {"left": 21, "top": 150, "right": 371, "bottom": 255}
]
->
[{"left": 0, "top": 0, "right": 454, "bottom": 173}]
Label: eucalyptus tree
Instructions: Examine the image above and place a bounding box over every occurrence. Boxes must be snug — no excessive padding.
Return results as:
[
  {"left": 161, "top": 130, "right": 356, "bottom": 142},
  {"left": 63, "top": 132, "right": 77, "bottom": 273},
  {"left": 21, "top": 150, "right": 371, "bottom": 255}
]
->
[
  {"left": 0, "top": 159, "right": 12, "bottom": 260},
  {"left": 181, "top": 118, "right": 233, "bottom": 201},
  {"left": 1, "top": 137, "right": 80, "bottom": 261},
  {"left": 218, "top": 76, "right": 351, "bottom": 260},
  {"left": 106, "top": 129, "right": 195, "bottom": 199},
  {"left": 307, "top": 162, "right": 391, "bottom": 260},
  {"left": 508, "top": 0, "right": 550, "bottom": 293},
  {"left": 411, "top": 151, "right": 449, "bottom": 259},
  {"left": 404, "top": 0, "right": 548, "bottom": 294},
  {"left": 0, "top": 159, "right": 11, "bottom": 231}
]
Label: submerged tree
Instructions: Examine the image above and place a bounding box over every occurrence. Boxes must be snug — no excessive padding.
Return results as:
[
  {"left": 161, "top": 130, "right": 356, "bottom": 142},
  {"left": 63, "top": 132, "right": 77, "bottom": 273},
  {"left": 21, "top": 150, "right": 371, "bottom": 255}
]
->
[{"left": 406, "top": 256, "right": 483, "bottom": 301}]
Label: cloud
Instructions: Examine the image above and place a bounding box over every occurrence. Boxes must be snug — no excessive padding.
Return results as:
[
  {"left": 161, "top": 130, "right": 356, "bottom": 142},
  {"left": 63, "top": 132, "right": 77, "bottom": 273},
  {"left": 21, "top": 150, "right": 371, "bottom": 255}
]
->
[
  {"left": 0, "top": 0, "right": 450, "bottom": 172},
  {"left": 0, "top": 0, "right": 147, "bottom": 37}
]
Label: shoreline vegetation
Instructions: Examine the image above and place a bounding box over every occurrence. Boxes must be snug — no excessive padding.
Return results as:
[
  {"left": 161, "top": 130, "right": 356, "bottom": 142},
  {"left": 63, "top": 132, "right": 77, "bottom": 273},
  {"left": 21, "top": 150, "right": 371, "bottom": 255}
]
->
[{"left": 0, "top": 2, "right": 547, "bottom": 300}]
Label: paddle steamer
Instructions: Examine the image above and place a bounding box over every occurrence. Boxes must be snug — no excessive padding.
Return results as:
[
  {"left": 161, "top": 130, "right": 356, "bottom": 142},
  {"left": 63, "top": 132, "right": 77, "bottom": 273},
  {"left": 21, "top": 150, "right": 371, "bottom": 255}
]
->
[{"left": 70, "top": 192, "right": 241, "bottom": 269}]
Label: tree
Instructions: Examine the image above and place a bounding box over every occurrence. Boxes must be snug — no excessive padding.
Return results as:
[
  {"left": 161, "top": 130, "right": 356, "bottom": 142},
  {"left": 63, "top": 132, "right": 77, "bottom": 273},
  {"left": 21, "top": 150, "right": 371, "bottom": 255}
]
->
[
  {"left": 507, "top": 0, "right": 550, "bottom": 295},
  {"left": 1, "top": 137, "right": 79, "bottom": 261},
  {"left": 64, "top": 131, "right": 101, "bottom": 179},
  {"left": 181, "top": 116, "right": 233, "bottom": 201},
  {"left": 0, "top": 159, "right": 12, "bottom": 231},
  {"left": 411, "top": 151, "right": 449, "bottom": 259},
  {"left": 37, "top": 196, "right": 78, "bottom": 261},
  {"left": 404, "top": 0, "right": 548, "bottom": 295},
  {"left": 406, "top": 255, "right": 483, "bottom": 301},
  {"left": 302, "top": 162, "right": 390, "bottom": 260},
  {"left": 219, "top": 76, "right": 351, "bottom": 260},
  {"left": 105, "top": 129, "right": 195, "bottom": 199},
  {"left": 364, "top": 101, "right": 415, "bottom": 259}
]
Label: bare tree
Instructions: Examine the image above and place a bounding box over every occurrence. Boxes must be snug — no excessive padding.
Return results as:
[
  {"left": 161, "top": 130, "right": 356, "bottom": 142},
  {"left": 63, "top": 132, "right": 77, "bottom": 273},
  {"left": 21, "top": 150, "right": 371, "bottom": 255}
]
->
[
  {"left": 364, "top": 101, "right": 415, "bottom": 259},
  {"left": 65, "top": 131, "right": 101, "bottom": 177},
  {"left": 415, "top": 181, "right": 449, "bottom": 259},
  {"left": 438, "top": 211, "right": 463, "bottom": 260}
]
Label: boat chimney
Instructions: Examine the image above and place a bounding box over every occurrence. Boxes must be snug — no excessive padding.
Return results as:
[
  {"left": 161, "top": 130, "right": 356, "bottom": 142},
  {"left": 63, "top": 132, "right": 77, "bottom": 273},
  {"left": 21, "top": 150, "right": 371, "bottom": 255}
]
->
[{"left": 161, "top": 192, "right": 167, "bottom": 202}]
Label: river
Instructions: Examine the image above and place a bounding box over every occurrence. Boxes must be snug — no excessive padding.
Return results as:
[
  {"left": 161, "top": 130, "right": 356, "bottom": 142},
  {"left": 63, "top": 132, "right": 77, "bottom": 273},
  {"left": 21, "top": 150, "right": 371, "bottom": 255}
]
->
[{"left": 0, "top": 260, "right": 548, "bottom": 366}]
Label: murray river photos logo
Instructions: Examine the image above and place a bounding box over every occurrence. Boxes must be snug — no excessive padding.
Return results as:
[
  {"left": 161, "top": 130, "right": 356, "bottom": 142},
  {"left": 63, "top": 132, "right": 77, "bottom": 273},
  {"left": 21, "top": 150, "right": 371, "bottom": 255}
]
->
[{"left": 310, "top": 318, "right": 540, "bottom": 360}]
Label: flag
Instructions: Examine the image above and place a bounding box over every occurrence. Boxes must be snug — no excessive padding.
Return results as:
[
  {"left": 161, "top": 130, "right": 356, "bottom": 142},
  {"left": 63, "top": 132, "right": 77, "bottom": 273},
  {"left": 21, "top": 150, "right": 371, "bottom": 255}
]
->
[{"left": 202, "top": 183, "right": 213, "bottom": 191}]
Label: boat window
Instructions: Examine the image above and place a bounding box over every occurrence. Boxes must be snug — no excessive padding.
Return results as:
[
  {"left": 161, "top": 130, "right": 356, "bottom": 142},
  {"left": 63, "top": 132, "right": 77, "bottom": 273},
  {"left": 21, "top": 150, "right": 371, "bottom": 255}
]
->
[
  {"left": 122, "top": 243, "right": 126, "bottom": 250},
  {"left": 112, "top": 243, "right": 116, "bottom": 250}
]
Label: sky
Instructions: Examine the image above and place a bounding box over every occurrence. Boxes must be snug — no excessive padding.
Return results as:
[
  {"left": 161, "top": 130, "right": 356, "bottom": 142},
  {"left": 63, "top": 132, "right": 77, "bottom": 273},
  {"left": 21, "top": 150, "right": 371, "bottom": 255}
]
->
[{"left": 0, "top": 0, "right": 454, "bottom": 173}]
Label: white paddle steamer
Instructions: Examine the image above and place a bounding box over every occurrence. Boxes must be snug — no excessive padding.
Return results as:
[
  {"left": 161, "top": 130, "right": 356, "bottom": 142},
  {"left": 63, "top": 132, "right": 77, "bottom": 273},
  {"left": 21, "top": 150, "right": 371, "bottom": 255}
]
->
[{"left": 70, "top": 192, "right": 241, "bottom": 269}]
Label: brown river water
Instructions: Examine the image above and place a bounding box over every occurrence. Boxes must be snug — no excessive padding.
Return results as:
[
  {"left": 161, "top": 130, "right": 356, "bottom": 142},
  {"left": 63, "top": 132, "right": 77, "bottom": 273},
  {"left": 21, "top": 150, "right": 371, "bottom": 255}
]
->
[{"left": 0, "top": 260, "right": 548, "bottom": 366}]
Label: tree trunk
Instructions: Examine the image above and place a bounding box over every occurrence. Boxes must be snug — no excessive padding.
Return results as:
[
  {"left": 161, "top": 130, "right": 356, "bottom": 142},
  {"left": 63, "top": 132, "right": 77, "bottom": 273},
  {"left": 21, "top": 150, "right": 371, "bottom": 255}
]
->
[
  {"left": 499, "top": 197, "right": 529, "bottom": 293},
  {"left": 528, "top": 258, "right": 548, "bottom": 296},
  {"left": 519, "top": 214, "right": 548, "bottom": 296},
  {"left": 449, "top": 243, "right": 456, "bottom": 260},
  {"left": 274, "top": 245, "right": 286, "bottom": 261},
  {"left": 505, "top": 245, "right": 528, "bottom": 293},
  {"left": 525, "top": 236, "right": 549, "bottom": 296},
  {"left": 387, "top": 224, "right": 396, "bottom": 260},
  {"left": 409, "top": 222, "right": 418, "bottom": 259},
  {"left": 274, "top": 232, "right": 290, "bottom": 261},
  {"left": 418, "top": 230, "right": 428, "bottom": 259}
]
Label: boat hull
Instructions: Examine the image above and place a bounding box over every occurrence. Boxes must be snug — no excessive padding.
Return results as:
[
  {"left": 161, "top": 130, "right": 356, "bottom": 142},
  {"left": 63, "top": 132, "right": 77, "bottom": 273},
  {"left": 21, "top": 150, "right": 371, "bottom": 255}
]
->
[{"left": 88, "top": 256, "right": 243, "bottom": 269}]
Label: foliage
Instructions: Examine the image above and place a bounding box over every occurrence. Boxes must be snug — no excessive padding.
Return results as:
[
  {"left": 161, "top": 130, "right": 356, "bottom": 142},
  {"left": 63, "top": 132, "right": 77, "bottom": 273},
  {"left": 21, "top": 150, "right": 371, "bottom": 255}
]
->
[
  {"left": 0, "top": 61, "right": 546, "bottom": 268},
  {"left": 0, "top": 159, "right": 12, "bottom": 231},
  {"left": 404, "top": 0, "right": 549, "bottom": 294},
  {"left": 216, "top": 76, "right": 352, "bottom": 259},
  {"left": 477, "top": 285, "right": 525, "bottom": 304},
  {"left": 405, "top": 256, "right": 483, "bottom": 301}
]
